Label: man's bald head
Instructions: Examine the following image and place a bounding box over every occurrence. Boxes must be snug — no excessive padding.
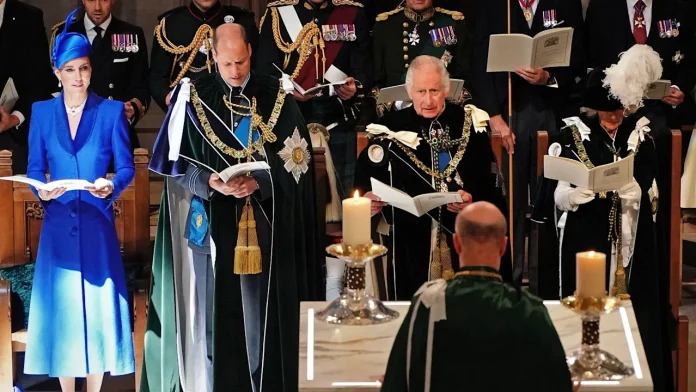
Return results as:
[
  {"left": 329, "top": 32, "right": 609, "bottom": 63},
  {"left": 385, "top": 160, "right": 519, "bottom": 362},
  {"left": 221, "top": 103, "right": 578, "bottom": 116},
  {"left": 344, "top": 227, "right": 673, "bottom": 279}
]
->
[
  {"left": 453, "top": 202, "right": 508, "bottom": 269},
  {"left": 212, "top": 24, "right": 251, "bottom": 87}
]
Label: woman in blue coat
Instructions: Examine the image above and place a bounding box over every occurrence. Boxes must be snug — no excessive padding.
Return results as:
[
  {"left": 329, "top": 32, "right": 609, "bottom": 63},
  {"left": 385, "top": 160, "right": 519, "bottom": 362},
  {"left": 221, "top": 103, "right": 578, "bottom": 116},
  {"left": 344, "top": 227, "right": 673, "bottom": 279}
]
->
[{"left": 23, "top": 9, "right": 135, "bottom": 392}]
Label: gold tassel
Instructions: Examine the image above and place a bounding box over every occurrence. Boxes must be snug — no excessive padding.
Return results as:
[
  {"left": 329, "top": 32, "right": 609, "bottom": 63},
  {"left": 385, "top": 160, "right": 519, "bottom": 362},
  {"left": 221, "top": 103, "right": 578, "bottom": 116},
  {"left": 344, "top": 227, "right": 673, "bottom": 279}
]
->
[
  {"left": 234, "top": 196, "right": 262, "bottom": 275},
  {"left": 609, "top": 195, "right": 630, "bottom": 300},
  {"left": 430, "top": 234, "right": 454, "bottom": 280}
]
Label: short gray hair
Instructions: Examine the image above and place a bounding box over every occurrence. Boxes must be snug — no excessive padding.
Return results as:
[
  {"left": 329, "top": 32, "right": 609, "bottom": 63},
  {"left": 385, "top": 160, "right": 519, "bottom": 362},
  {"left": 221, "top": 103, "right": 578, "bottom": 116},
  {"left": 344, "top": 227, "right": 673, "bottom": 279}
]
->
[
  {"left": 456, "top": 213, "right": 507, "bottom": 245},
  {"left": 405, "top": 55, "right": 450, "bottom": 93}
]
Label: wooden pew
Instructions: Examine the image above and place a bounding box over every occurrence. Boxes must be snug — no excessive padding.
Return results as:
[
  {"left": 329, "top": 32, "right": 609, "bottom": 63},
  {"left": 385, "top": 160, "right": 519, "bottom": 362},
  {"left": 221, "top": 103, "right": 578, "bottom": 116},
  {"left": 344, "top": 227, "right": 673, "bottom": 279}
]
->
[{"left": 0, "top": 149, "right": 151, "bottom": 391}]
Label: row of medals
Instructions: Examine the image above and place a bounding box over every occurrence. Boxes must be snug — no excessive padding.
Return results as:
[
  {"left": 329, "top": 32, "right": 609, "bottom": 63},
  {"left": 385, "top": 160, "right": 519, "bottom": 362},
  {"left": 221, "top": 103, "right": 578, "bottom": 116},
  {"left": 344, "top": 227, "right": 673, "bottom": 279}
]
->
[{"left": 111, "top": 34, "right": 139, "bottom": 53}]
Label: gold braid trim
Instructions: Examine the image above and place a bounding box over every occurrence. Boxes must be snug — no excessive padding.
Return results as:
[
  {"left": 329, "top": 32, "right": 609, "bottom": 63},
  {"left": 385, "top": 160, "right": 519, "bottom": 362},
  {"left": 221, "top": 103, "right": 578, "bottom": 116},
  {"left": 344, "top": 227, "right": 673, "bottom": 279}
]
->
[
  {"left": 259, "top": 8, "right": 269, "bottom": 31},
  {"left": 370, "top": 110, "right": 473, "bottom": 182},
  {"left": 129, "top": 98, "right": 148, "bottom": 121},
  {"left": 452, "top": 270, "right": 502, "bottom": 281},
  {"left": 189, "top": 82, "right": 285, "bottom": 159},
  {"left": 435, "top": 7, "right": 465, "bottom": 20},
  {"left": 155, "top": 18, "right": 214, "bottom": 87},
  {"left": 376, "top": 7, "right": 403, "bottom": 22},
  {"left": 49, "top": 21, "right": 66, "bottom": 67},
  {"left": 270, "top": 7, "right": 323, "bottom": 78},
  {"left": 332, "top": 0, "right": 364, "bottom": 7},
  {"left": 266, "top": 0, "right": 299, "bottom": 6}
]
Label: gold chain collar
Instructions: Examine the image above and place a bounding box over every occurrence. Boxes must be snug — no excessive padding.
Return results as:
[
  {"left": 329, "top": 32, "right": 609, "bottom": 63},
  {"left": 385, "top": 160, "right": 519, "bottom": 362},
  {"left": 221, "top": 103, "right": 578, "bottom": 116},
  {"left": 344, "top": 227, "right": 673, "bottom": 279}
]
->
[
  {"left": 371, "top": 111, "right": 472, "bottom": 183},
  {"left": 189, "top": 82, "right": 285, "bottom": 159},
  {"left": 404, "top": 6, "right": 435, "bottom": 23}
]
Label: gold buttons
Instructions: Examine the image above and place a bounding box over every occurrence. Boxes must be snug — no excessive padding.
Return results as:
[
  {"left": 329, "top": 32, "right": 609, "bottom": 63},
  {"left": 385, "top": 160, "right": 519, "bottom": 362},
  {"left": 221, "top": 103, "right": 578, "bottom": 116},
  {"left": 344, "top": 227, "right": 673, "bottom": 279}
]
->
[
  {"left": 404, "top": 55, "right": 409, "bottom": 60},
  {"left": 403, "top": 31, "right": 408, "bottom": 37},
  {"left": 429, "top": 21, "right": 435, "bottom": 27},
  {"left": 403, "top": 46, "right": 408, "bottom": 51},
  {"left": 403, "top": 38, "right": 408, "bottom": 43},
  {"left": 403, "top": 22, "right": 409, "bottom": 28},
  {"left": 404, "top": 63, "right": 409, "bottom": 68},
  {"left": 108, "top": 83, "right": 114, "bottom": 89}
]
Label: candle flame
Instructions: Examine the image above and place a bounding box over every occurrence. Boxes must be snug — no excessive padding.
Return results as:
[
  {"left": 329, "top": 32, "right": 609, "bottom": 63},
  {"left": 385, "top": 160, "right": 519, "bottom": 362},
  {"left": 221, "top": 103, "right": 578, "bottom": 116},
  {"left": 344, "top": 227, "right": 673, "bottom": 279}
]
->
[
  {"left": 353, "top": 190, "right": 360, "bottom": 199},
  {"left": 588, "top": 251, "right": 596, "bottom": 257}
]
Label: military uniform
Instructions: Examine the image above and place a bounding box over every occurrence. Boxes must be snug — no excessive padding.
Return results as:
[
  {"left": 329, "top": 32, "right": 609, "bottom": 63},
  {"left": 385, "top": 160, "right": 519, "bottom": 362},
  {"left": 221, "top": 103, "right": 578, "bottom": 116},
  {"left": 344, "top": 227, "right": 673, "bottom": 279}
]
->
[
  {"left": 372, "top": 5, "right": 469, "bottom": 88},
  {"left": 50, "top": 12, "right": 149, "bottom": 147},
  {"left": 256, "top": 0, "right": 372, "bottom": 199},
  {"left": 149, "top": 1, "right": 258, "bottom": 111}
]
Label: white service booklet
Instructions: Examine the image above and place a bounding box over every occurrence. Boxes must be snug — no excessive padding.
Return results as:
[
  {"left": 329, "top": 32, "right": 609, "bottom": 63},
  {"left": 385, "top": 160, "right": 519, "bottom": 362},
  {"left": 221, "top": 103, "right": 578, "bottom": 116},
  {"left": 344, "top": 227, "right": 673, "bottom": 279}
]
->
[
  {"left": 181, "top": 155, "right": 271, "bottom": 183},
  {"left": 0, "top": 176, "right": 93, "bottom": 191},
  {"left": 292, "top": 79, "right": 347, "bottom": 96},
  {"left": 543, "top": 154, "right": 634, "bottom": 193},
  {"left": 645, "top": 80, "right": 671, "bottom": 99},
  {"left": 0, "top": 78, "right": 19, "bottom": 112},
  {"left": 486, "top": 27, "right": 574, "bottom": 72},
  {"left": 376, "top": 79, "right": 465, "bottom": 104},
  {"left": 370, "top": 178, "right": 463, "bottom": 217}
]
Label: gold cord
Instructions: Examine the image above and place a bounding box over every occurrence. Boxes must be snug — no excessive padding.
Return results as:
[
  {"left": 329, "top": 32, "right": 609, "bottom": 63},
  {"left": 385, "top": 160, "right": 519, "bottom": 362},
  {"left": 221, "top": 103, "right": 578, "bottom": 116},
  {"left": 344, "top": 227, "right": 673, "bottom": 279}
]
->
[{"left": 155, "top": 18, "right": 214, "bottom": 87}]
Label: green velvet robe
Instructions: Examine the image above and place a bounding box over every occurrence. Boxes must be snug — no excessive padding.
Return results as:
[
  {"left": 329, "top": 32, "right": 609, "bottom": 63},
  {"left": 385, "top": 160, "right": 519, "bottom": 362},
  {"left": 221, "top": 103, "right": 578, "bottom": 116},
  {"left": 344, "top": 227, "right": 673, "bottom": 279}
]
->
[
  {"left": 381, "top": 266, "right": 573, "bottom": 392},
  {"left": 141, "top": 71, "right": 321, "bottom": 392}
]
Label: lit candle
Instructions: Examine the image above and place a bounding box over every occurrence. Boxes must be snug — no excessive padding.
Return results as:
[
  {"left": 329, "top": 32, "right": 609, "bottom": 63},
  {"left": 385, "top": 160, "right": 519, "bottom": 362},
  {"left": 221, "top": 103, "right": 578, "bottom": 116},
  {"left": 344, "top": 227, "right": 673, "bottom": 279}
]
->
[
  {"left": 342, "top": 191, "right": 371, "bottom": 246},
  {"left": 576, "top": 251, "right": 606, "bottom": 298}
]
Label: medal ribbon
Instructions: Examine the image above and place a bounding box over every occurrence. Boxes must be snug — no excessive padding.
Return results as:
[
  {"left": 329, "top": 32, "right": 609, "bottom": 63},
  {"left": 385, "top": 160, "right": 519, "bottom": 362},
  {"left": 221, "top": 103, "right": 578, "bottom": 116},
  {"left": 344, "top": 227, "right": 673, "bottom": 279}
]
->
[{"left": 518, "top": 0, "right": 535, "bottom": 9}]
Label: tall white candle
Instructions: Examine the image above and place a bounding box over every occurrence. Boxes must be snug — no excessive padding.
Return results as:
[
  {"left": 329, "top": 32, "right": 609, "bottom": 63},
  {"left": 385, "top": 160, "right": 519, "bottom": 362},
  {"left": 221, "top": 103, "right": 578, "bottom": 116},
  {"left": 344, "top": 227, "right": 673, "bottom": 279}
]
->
[
  {"left": 342, "top": 191, "right": 371, "bottom": 246},
  {"left": 576, "top": 251, "right": 606, "bottom": 298}
]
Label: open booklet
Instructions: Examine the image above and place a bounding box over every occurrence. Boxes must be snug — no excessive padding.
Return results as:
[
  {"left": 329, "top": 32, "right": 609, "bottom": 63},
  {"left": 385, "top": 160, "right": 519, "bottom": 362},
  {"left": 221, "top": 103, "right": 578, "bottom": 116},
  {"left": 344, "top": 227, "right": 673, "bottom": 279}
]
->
[
  {"left": 181, "top": 155, "right": 270, "bottom": 183},
  {"left": 645, "top": 80, "right": 671, "bottom": 100},
  {"left": 543, "top": 154, "right": 634, "bottom": 193},
  {"left": 486, "top": 27, "right": 573, "bottom": 72},
  {"left": 376, "top": 79, "right": 465, "bottom": 104},
  {"left": 292, "top": 80, "right": 347, "bottom": 96},
  {"left": 370, "top": 178, "right": 463, "bottom": 217},
  {"left": 0, "top": 176, "right": 93, "bottom": 191},
  {"left": 0, "top": 78, "right": 19, "bottom": 112}
]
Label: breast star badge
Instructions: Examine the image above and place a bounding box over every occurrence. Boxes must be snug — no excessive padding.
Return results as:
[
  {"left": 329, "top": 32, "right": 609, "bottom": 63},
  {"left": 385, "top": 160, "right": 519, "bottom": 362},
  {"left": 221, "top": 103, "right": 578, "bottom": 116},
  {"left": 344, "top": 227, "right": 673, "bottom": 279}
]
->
[
  {"left": 279, "top": 128, "right": 311, "bottom": 183},
  {"left": 441, "top": 50, "right": 453, "bottom": 66},
  {"left": 673, "top": 51, "right": 684, "bottom": 64}
]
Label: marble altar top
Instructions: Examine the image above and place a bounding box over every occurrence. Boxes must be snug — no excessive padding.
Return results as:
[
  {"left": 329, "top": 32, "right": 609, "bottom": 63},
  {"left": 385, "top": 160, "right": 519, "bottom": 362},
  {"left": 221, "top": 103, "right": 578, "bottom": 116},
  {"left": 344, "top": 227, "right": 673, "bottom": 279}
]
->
[{"left": 298, "top": 300, "right": 652, "bottom": 391}]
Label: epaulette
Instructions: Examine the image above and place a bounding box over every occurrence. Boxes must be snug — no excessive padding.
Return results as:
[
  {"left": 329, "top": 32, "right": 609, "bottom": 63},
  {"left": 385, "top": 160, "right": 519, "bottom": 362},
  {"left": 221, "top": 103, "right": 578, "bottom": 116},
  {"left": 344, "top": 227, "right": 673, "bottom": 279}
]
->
[
  {"left": 375, "top": 7, "right": 403, "bottom": 22},
  {"left": 266, "top": 0, "right": 299, "bottom": 7},
  {"left": 332, "top": 0, "right": 363, "bottom": 7},
  {"left": 435, "top": 7, "right": 464, "bottom": 21},
  {"left": 157, "top": 6, "right": 185, "bottom": 22}
]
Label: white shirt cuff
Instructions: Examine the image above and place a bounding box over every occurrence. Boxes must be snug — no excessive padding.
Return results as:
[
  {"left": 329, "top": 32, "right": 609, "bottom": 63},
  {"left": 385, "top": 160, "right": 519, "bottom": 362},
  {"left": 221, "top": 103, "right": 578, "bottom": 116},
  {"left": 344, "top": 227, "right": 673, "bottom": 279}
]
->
[
  {"left": 671, "top": 85, "right": 680, "bottom": 90},
  {"left": 11, "top": 111, "right": 25, "bottom": 128}
]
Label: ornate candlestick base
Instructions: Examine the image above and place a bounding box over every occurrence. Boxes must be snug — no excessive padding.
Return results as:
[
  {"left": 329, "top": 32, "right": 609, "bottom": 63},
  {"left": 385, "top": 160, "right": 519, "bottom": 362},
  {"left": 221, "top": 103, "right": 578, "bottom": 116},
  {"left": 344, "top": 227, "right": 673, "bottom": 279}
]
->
[
  {"left": 562, "top": 295, "right": 634, "bottom": 381},
  {"left": 315, "top": 242, "right": 399, "bottom": 325}
]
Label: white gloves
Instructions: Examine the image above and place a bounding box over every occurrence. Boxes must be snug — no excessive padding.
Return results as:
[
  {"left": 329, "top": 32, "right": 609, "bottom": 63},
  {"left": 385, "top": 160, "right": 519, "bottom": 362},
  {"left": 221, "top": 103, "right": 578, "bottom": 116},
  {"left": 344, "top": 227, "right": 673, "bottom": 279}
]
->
[{"left": 555, "top": 181, "right": 595, "bottom": 212}]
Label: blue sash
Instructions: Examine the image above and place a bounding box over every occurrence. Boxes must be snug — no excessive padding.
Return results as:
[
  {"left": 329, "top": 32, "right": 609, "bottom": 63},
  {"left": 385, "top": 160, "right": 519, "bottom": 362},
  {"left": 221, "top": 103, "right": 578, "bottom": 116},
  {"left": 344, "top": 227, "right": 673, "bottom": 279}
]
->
[
  {"left": 438, "top": 151, "right": 451, "bottom": 171},
  {"left": 233, "top": 116, "right": 259, "bottom": 148}
]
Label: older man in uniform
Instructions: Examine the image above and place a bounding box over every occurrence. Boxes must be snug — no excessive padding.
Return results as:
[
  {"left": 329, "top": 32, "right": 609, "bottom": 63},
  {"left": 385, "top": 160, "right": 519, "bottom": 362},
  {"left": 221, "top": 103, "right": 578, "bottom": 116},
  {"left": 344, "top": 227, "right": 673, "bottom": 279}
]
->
[
  {"left": 256, "top": 0, "right": 371, "bottom": 199},
  {"left": 149, "top": 0, "right": 258, "bottom": 111},
  {"left": 50, "top": 0, "right": 149, "bottom": 147},
  {"left": 372, "top": 0, "right": 469, "bottom": 89}
]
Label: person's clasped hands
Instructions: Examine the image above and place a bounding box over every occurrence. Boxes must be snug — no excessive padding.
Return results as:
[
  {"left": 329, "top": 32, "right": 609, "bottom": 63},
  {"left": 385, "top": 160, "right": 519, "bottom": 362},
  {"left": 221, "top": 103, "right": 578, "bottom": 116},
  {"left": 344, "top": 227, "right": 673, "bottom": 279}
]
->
[{"left": 208, "top": 173, "right": 258, "bottom": 198}]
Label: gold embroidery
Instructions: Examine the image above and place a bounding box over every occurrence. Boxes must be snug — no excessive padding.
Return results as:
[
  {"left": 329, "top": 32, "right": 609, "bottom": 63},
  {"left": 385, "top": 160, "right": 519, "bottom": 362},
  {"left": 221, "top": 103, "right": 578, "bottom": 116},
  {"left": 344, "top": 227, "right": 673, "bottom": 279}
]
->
[
  {"left": 452, "top": 270, "right": 502, "bottom": 281},
  {"left": 266, "top": 0, "right": 299, "bottom": 6},
  {"left": 404, "top": 6, "right": 435, "bottom": 22},
  {"left": 332, "top": 0, "right": 363, "bottom": 7},
  {"left": 376, "top": 8, "right": 403, "bottom": 22}
]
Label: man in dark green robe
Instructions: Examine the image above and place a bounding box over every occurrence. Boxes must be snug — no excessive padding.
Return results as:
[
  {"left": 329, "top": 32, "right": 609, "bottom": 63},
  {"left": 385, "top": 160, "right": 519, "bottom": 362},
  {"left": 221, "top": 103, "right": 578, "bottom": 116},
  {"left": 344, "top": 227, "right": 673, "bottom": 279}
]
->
[
  {"left": 381, "top": 202, "right": 574, "bottom": 392},
  {"left": 143, "top": 24, "right": 321, "bottom": 392}
]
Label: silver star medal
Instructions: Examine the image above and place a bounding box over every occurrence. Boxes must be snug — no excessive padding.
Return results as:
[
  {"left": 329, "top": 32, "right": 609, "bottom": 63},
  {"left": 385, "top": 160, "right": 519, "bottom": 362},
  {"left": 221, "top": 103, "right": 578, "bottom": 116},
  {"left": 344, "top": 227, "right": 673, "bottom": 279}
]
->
[
  {"left": 224, "top": 15, "right": 235, "bottom": 23},
  {"left": 279, "top": 128, "right": 311, "bottom": 183},
  {"left": 673, "top": 51, "right": 684, "bottom": 64},
  {"left": 409, "top": 27, "right": 420, "bottom": 46}
]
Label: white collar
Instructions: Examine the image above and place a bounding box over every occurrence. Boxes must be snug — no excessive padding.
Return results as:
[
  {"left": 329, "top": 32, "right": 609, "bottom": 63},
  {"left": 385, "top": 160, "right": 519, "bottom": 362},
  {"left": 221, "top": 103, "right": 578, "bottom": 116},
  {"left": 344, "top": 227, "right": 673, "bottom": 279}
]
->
[{"left": 84, "top": 13, "right": 112, "bottom": 32}]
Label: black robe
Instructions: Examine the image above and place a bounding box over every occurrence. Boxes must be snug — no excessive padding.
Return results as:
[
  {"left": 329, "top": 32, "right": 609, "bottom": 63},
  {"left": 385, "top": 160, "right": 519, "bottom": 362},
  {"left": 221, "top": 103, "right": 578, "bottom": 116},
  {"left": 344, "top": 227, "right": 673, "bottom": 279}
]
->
[
  {"left": 354, "top": 103, "right": 511, "bottom": 300},
  {"left": 143, "top": 71, "right": 321, "bottom": 392},
  {"left": 556, "top": 114, "right": 672, "bottom": 392}
]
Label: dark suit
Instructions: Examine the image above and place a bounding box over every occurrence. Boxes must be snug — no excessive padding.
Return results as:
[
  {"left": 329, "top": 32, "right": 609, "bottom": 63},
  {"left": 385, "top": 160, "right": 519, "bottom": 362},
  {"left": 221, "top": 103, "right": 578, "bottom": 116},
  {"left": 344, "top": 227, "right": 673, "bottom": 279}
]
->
[
  {"left": 472, "top": 0, "right": 584, "bottom": 285},
  {"left": 585, "top": 0, "right": 696, "bottom": 131},
  {"left": 51, "top": 13, "right": 150, "bottom": 148},
  {"left": 0, "top": 0, "right": 54, "bottom": 173},
  {"left": 149, "top": 2, "right": 258, "bottom": 112}
]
